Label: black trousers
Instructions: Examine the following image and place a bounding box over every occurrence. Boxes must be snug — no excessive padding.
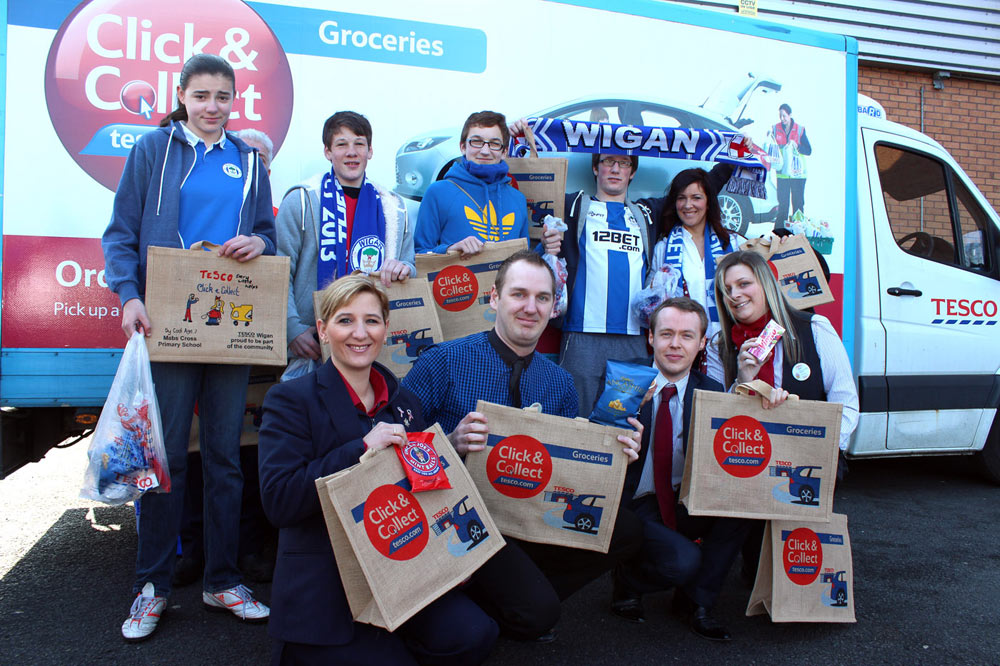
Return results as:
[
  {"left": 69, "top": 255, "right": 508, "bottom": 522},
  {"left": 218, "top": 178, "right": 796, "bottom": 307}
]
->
[
  {"left": 618, "top": 494, "right": 751, "bottom": 608},
  {"left": 271, "top": 589, "right": 498, "bottom": 666},
  {"left": 464, "top": 503, "right": 642, "bottom": 639}
]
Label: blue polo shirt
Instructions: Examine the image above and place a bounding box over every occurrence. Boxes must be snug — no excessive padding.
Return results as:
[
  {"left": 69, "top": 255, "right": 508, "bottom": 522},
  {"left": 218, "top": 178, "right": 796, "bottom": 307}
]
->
[{"left": 178, "top": 123, "right": 244, "bottom": 249}]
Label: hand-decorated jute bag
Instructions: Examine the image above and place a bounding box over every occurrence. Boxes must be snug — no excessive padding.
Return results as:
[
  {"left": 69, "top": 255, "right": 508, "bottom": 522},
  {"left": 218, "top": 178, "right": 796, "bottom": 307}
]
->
[
  {"left": 316, "top": 424, "right": 504, "bottom": 631},
  {"left": 464, "top": 401, "right": 629, "bottom": 553},
  {"left": 145, "top": 242, "right": 289, "bottom": 365}
]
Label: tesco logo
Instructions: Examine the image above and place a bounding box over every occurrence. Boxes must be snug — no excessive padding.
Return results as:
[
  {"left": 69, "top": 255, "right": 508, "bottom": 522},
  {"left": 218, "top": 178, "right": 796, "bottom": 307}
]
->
[
  {"left": 44, "top": 0, "right": 293, "bottom": 190},
  {"left": 931, "top": 298, "right": 998, "bottom": 318}
]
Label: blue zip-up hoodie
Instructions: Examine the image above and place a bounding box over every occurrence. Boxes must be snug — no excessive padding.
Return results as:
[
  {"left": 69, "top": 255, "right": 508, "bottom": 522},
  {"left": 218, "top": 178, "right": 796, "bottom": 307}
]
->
[
  {"left": 102, "top": 120, "right": 277, "bottom": 306},
  {"left": 414, "top": 158, "right": 528, "bottom": 254}
]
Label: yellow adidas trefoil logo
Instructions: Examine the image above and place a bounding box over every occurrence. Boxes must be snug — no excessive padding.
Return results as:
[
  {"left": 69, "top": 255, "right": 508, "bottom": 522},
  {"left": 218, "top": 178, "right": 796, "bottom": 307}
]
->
[{"left": 465, "top": 201, "right": 515, "bottom": 241}]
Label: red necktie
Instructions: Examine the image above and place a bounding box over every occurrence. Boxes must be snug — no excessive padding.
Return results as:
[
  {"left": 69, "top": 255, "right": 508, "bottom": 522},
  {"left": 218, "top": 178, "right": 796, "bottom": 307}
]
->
[{"left": 653, "top": 385, "right": 678, "bottom": 528}]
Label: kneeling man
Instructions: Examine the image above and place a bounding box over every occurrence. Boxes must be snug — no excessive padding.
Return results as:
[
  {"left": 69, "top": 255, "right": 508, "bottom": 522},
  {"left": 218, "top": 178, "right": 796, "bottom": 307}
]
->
[{"left": 611, "top": 297, "right": 751, "bottom": 641}]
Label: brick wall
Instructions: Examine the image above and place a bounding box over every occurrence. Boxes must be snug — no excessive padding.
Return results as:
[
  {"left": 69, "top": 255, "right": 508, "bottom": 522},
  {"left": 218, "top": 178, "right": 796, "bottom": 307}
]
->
[{"left": 859, "top": 66, "right": 1000, "bottom": 214}]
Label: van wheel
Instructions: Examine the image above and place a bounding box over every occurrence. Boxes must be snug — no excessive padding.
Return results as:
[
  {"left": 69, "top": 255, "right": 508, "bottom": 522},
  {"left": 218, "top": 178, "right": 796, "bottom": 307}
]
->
[
  {"left": 975, "top": 416, "right": 1000, "bottom": 485},
  {"left": 718, "top": 193, "right": 751, "bottom": 236}
]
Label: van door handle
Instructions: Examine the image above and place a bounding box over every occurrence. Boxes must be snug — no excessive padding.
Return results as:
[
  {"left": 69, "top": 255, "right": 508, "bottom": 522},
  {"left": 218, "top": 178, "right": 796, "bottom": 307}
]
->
[{"left": 887, "top": 287, "right": 922, "bottom": 297}]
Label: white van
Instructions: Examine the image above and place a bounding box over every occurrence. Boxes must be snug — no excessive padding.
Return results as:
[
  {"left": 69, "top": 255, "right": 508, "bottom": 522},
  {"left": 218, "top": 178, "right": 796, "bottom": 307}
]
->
[
  {"left": 850, "top": 100, "right": 1000, "bottom": 480},
  {"left": 0, "top": 0, "right": 996, "bottom": 482}
]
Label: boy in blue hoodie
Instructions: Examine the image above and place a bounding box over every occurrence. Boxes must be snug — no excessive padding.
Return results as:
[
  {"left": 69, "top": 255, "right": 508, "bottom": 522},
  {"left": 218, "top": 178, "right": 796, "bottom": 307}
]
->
[{"left": 415, "top": 111, "right": 529, "bottom": 256}]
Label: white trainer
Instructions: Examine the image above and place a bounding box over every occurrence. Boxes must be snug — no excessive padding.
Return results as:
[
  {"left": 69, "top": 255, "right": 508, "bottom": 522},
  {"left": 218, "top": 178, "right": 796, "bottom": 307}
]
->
[
  {"left": 202, "top": 584, "right": 269, "bottom": 622},
  {"left": 121, "top": 582, "right": 167, "bottom": 642}
]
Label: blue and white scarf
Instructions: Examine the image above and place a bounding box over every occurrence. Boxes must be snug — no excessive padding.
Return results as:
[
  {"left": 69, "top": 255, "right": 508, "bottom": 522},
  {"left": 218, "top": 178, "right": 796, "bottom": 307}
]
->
[
  {"left": 318, "top": 169, "right": 386, "bottom": 289},
  {"left": 511, "top": 116, "right": 767, "bottom": 199},
  {"left": 661, "top": 224, "right": 736, "bottom": 323}
]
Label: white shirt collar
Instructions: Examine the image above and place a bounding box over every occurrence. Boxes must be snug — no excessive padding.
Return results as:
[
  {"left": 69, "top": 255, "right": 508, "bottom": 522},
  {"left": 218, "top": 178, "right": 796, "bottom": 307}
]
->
[
  {"left": 651, "top": 364, "right": 690, "bottom": 401},
  {"left": 179, "top": 121, "right": 227, "bottom": 151}
]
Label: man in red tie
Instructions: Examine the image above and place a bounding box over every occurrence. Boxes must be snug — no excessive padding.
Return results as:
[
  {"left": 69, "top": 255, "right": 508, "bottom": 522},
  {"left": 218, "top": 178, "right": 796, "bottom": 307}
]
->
[{"left": 610, "top": 297, "right": 751, "bottom": 641}]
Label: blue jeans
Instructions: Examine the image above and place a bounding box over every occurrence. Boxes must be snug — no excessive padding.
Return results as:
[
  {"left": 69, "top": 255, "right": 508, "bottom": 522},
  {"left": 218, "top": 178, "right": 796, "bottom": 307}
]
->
[{"left": 134, "top": 362, "right": 250, "bottom": 597}]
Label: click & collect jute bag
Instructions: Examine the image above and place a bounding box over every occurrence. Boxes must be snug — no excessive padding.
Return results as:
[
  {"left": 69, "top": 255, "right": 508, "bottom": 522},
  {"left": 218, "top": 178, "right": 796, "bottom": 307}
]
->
[
  {"left": 678, "top": 380, "right": 841, "bottom": 522},
  {"left": 316, "top": 424, "right": 504, "bottom": 631},
  {"left": 507, "top": 125, "right": 568, "bottom": 241},
  {"left": 747, "top": 512, "right": 856, "bottom": 623},
  {"left": 311, "top": 279, "right": 444, "bottom": 378},
  {"left": 415, "top": 238, "right": 527, "bottom": 341},
  {"left": 741, "top": 234, "right": 834, "bottom": 311},
  {"left": 145, "top": 242, "right": 289, "bottom": 365},
  {"left": 464, "top": 401, "right": 629, "bottom": 553}
]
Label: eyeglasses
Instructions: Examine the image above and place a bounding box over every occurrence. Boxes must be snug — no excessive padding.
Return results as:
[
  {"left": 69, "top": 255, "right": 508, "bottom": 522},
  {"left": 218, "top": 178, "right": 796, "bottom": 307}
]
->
[
  {"left": 600, "top": 157, "right": 633, "bottom": 170},
  {"left": 467, "top": 137, "right": 505, "bottom": 152}
]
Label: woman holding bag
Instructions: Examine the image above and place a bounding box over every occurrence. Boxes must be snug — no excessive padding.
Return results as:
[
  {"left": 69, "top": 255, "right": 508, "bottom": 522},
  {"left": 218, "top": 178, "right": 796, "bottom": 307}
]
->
[
  {"left": 102, "top": 53, "right": 275, "bottom": 641},
  {"left": 257, "top": 275, "right": 497, "bottom": 665},
  {"left": 707, "top": 250, "right": 858, "bottom": 580},
  {"left": 708, "top": 250, "right": 857, "bottom": 441}
]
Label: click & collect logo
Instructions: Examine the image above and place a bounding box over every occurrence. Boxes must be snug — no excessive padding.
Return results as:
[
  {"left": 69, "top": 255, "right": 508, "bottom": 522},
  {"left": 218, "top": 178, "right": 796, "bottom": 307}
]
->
[
  {"left": 713, "top": 414, "right": 771, "bottom": 478},
  {"left": 44, "top": 0, "right": 293, "bottom": 190},
  {"left": 486, "top": 435, "right": 553, "bottom": 499},
  {"left": 363, "top": 484, "right": 428, "bottom": 561}
]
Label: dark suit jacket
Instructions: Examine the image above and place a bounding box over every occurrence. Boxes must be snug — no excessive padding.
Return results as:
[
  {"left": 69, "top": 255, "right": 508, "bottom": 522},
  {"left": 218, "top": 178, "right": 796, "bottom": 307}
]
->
[
  {"left": 623, "top": 365, "right": 724, "bottom": 501},
  {"left": 257, "top": 360, "right": 425, "bottom": 646}
]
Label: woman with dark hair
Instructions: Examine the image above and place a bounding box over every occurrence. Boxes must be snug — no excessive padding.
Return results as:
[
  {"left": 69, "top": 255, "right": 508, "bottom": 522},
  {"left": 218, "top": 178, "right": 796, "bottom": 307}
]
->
[
  {"left": 649, "top": 167, "right": 741, "bottom": 343},
  {"left": 103, "top": 53, "right": 275, "bottom": 641},
  {"left": 708, "top": 251, "right": 857, "bottom": 445},
  {"left": 257, "top": 275, "right": 498, "bottom": 665}
]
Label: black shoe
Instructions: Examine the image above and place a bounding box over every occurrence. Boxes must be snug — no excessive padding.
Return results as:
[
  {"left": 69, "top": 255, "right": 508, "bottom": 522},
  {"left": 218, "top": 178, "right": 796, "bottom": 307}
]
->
[
  {"left": 171, "top": 555, "right": 204, "bottom": 587},
  {"left": 610, "top": 596, "right": 646, "bottom": 624},
  {"left": 611, "top": 575, "right": 645, "bottom": 623},
  {"left": 533, "top": 629, "right": 557, "bottom": 644},
  {"left": 689, "top": 606, "right": 732, "bottom": 642}
]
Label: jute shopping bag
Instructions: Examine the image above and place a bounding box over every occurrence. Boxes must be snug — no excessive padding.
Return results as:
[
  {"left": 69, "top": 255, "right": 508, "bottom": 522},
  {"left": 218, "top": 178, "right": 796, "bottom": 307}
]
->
[
  {"left": 415, "top": 238, "right": 528, "bottom": 341},
  {"left": 316, "top": 424, "right": 504, "bottom": 632},
  {"left": 464, "top": 401, "right": 629, "bottom": 553},
  {"left": 145, "top": 243, "right": 289, "bottom": 365},
  {"left": 741, "top": 234, "right": 834, "bottom": 310},
  {"left": 311, "top": 280, "right": 444, "bottom": 377},
  {"left": 312, "top": 280, "right": 445, "bottom": 375},
  {"left": 678, "top": 380, "right": 841, "bottom": 522},
  {"left": 507, "top": 125, "right": 568, "bottom": 241},
  {"left": 747, "top": 513, "right": 856, "bottom": 623}
]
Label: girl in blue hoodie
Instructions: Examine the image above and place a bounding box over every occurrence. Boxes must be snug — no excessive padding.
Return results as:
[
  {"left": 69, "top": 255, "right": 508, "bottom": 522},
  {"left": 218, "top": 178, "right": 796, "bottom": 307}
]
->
[
  {"left": 414, "top": 111, "right": 529, "bottom": 255},
  {"left": 102, "top": 53, "right": 275, "bottom": 642}
]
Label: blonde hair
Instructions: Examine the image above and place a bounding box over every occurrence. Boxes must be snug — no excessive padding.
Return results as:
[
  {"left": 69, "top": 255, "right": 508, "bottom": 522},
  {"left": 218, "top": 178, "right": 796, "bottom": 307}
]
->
[
  {"left": 315, "top": 274, "right": 389, "bottom": 324},
  {"left": 714, "top": 251, "right": 802, "bottom": 387}
]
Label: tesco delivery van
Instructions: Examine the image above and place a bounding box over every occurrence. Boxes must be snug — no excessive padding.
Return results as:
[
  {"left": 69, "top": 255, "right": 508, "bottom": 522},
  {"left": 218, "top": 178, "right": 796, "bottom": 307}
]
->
[{"left": 0, "top": 0, "right": 997, "bottom": 481}]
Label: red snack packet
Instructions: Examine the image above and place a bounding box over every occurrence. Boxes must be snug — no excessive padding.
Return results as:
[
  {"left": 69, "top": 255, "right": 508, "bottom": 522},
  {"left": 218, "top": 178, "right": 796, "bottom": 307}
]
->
[{"left": 395, "top": 431, "right": 452, "bottom": 493}]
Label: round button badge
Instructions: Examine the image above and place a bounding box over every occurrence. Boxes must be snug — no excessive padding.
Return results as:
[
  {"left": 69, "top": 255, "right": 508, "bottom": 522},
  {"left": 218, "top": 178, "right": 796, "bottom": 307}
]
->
[{"left": 792, "top": 362, "right": 811, "bottom": 381}]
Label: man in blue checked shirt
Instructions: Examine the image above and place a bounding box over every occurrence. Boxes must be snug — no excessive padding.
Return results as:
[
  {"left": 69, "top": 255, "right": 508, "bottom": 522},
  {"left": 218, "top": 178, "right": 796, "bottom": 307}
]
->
[{"left": 403, "top": 249, "right": 643, "bottom": 644}]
